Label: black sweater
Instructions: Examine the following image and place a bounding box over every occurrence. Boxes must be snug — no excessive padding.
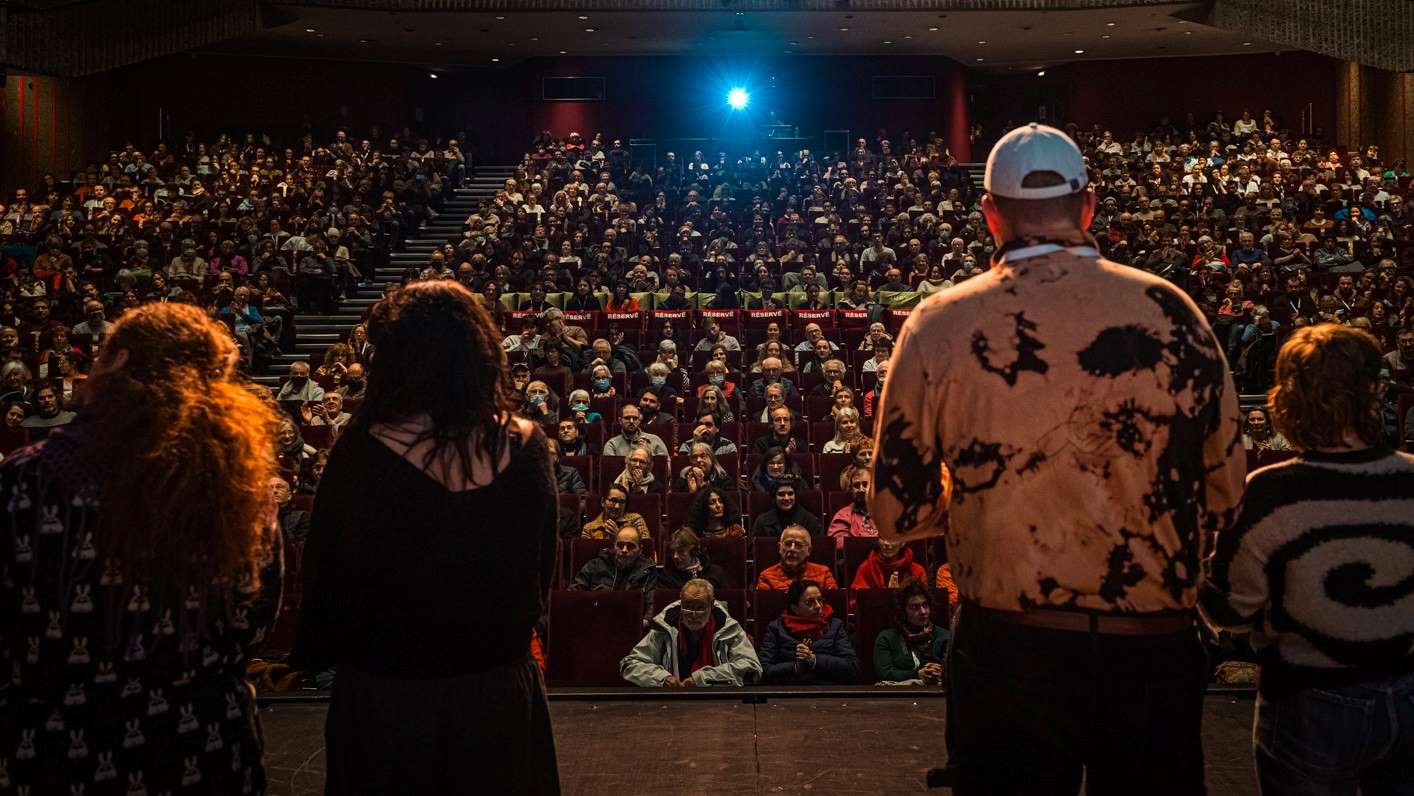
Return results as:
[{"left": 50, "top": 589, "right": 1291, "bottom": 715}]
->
[{"left": 294, "top": 424, "right": 558, "bottom": 677}]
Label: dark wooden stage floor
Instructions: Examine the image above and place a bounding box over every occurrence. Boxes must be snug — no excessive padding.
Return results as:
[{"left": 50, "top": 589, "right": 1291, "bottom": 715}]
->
[{"left": 259, "top": 693, "right": 1257, "bottom": 795}]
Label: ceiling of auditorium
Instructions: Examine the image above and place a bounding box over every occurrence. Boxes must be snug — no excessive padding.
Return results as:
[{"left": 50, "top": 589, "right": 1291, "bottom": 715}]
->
[{"left": 208, "top": 1, "right": 1276, "bottom": 72}]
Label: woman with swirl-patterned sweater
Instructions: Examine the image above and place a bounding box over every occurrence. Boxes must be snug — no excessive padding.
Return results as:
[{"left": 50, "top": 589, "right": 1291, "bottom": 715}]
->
[{"left": 1201, "top": 324, "right": 1414, "bottom": 796}]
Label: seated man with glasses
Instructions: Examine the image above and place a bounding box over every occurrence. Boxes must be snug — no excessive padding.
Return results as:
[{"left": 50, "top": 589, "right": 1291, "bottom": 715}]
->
[{"left": 620, "top": 579, "right": 761, "bottom": 687}]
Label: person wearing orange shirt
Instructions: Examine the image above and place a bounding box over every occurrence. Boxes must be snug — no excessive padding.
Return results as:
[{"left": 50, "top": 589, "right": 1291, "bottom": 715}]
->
[{"left": 755, "top": 525, "right": 837, "bottom": 590}]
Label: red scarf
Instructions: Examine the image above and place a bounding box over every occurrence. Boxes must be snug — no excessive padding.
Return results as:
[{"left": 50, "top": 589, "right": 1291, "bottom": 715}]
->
[
  {"left": 781, "top": 603, "right": 835, "bottom": 643},
  {"left": 856, "top": 548, "right": 918, "bottom": 588},
  {"left": 677, "top": 612, "right": 717, "bottom": 675}
]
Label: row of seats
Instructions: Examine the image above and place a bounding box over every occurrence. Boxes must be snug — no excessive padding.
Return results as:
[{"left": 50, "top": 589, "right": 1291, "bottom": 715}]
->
[
  {"left": 544, "top": 586, "right": 951, "bottom": 687},
  {"left": 507, "top": 307, "right": 914, "bottom": 335},
  {"left": 559, "top": 452, "right": 861, "bottom": 491},
  {"left": 555, "top": 534, "right": 934, "bottom": 591}
]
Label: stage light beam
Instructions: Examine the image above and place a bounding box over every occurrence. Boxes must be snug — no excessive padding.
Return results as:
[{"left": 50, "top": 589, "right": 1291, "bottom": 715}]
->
[{"left": 727, "top": 87, "right": 750, "bottom": 110}]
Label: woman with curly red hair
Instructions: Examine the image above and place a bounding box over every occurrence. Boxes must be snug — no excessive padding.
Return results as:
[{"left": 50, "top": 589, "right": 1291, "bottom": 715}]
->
[
  {"left": 1202, "top": 324, "right": 1414, "bottom": 794},
  {"left": 1, "top": 302, "right": 284, "bottom": 794}
]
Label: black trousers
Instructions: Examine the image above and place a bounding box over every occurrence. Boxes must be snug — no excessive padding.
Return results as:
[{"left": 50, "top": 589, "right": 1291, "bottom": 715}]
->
[{"left": 941, "top": 606, "right": 1208, "bottom": 796}]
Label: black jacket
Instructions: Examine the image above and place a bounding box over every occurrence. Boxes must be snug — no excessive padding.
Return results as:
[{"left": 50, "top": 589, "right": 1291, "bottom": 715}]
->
[
  {"left": 759, "top": 615, "right": 858, "bottom": 685},
  {"left": 571, "top": 548, "right": 655, "bottom": 591},
  {"left": 751, "top": 507, "right": 822, "bottom": 538},
  {"left": 555, "top": 465, "right": 587, "bottom": 495}
]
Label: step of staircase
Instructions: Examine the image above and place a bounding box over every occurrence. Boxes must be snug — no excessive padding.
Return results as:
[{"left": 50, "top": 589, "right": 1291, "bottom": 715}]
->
[{"left": 260, "top": 168, "right": 521, "bottom": 392}]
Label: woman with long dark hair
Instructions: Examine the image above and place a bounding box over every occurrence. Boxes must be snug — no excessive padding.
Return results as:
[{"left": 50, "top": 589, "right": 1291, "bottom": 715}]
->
[
  {"left": 295, "top": 281, "right": 559, "bottom": 795},
  {"left": 1, "top": 302, "right": 284, "bottom": 793}
]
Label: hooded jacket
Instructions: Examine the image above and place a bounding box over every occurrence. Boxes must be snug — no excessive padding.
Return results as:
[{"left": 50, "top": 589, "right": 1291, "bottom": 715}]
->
[{"left": 620, "top": 601, "right": 762, "bottom": 687}]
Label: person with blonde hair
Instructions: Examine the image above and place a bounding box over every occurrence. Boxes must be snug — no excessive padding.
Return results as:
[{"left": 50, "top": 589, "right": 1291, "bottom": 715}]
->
[
  {"left": 821, "top": 405, "right": 868, "bottom": 453},
  {"left": 2, "top": 303, "right": 284, "bottom": 793},
  {"left": 1202, "top": 325, "right": 1414, "bottom": 795}
]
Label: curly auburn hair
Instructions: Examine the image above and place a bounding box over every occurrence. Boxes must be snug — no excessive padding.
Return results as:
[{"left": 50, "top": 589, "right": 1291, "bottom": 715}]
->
[
  {"left": 1268, "top": 324, "right": 1384, "bottom": 450},
  {"left": 79, "top": 302, "right": 281, "bottom": 601}
]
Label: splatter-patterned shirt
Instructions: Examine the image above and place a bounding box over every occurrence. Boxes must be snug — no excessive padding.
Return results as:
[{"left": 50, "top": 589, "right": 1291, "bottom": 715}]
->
[{"left": 870, "top": 243, "right": 1245, "bottom": 613}]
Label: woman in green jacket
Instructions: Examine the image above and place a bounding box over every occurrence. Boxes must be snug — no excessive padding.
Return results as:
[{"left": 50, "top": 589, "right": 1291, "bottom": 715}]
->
[{"left": 873, "top": 578, "right": 948, "bottom": 685}]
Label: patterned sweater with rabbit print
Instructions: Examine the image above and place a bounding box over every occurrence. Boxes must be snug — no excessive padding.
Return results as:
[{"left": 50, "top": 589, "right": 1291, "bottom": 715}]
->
[{"left": 1, "top": 441, "right": 282, "bottom": 795}]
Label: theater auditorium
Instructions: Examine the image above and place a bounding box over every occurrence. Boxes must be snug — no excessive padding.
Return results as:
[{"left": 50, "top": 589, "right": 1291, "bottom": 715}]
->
[{"left": 2, "top": 1, "right": 1414, "bottom": 795}]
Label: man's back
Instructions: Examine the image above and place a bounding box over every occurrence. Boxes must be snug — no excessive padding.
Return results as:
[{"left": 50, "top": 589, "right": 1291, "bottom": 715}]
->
[{"left": 875, "top": 248, "right": 1243, "bottom": 613}]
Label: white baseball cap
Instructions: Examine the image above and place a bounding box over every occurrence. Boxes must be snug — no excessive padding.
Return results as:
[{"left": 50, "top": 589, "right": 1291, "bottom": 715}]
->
[{"left": 984, "top": 123, "right": 1089, "bottom": 200}]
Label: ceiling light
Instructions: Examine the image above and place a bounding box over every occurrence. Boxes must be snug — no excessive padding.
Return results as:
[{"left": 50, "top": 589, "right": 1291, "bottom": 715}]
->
[
  {"left": 491, "top": 57, "right": 500, "bottom": 62},
  {"left": 304, "top": 27, "right": 316, "bottom": 33},
  {"left": 434, "top": 40, "right": 444, "bottom": 46},
  {"left": 358, "top": 38, "right": 370, "bottom": 44},
  {"left": 530, "top": 37, "right": 539, "bottom": 41},
  {"left": 977, "top": 40, "right": 987, "bottom": 45},
  {"left": 559, "top": 50, "right": 567, "bottom": 55},
  {"left": 577, "top": 15, "right": 588, "bottom": 20},
  {"left": 1184, "top": 30, "right": 1193, "bottom": 35},
  {"left": 904, "top": 35, "right": 912, "bottom": 39},
  {"left": 495, "top": 15, "right": 505, "bottom": 20},
  {"left": 790, "top": 41, "right": 799, "bottom": 45},
  {"left": 928, "top": 26, "right": 939, "bottom": 31},
  {"left": 1037, "top": 70, "right": 1046, "bottom": 76},
  {"left": 585, "top": 27, "right": 596, "bottom": 32},
  {"left": 839, "top": 27, "right": 849, "bottom": 31},
  {"left": 1106, "top": 21, "right": 1116, "bottom": 27},
  {"left": 1101, "top": 34, "right": 1111, "bottom": 39},
  {"left": 975, "top": 58, "right": 984, "bottom": 62},
  {"left": 1243, "top": 41, "right": 1253, "bottom": 46},
  {"left": 428, "top": 73, "right": 438, "bottom": 79},
  {"left": 883, "top": 40, "right": 892, "bottom": 44},
  {"left": 1074, "top": 49, "right": 1085, "bottom": 54}
]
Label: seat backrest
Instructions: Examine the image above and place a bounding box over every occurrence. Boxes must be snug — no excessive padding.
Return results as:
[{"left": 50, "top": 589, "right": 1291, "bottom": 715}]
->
[
  {"left": 853, "top": 588, "right": 899, "bottom": 682},
  {"left": 704, "top": 535, "right": 748, "bottom": 590},
  {"left": 817, "top": 453, "right": 854, "bottom": 493},
  {"left": 547, "top": 589, "right": 646, "bottom": 686},
  {"left": 0, "top": 426, "right": 29, "bottom": 455},
  {"left": 570, "top": 537, "right": 611, "bottom": 574},
  {"left": 300, "top": 424, "right": 333, "bottom": 451}
]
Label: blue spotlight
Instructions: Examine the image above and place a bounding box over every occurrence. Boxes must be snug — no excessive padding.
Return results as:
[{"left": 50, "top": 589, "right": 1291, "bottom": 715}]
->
[{"left": 726, "top": 87, "right": 750, "bottom": 110}]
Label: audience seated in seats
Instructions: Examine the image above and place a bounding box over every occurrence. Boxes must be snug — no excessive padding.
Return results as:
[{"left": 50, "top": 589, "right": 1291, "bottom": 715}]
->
[
  {"left": 851, "top": 537, "right": 926, "bottom": 591},
  {"left": 305, "top": 391, "right": 352, "bottom": 437},
  {"left": 522, "top": 380, "right": 559, "bottom": 424},
  {"left": 678, "top": 410, "right": 738, "bottom": 456},
  {"left": 547, "top": 438, "right": 587, "bottom": 495},
  {"left": 810, "top": 359, "right": 850, "bottom": 398},
  {"left": 861, "top": 359, "right": 888, "bottom": 419},
  {"left": 646, "top": 528, "right": 728, "bottom": 592},
  {"left": 698, "top": 363, "right": 741, "bottom": 411},
  {"left": 621, "top": 578, "right": 761, "bottom": 687},
  {"left": 636, "top": 386, "right": 676, "bottom": 426},
  {"left": 571, "top": 525, "right": 655, "bottom": 590},
  {"left": 759, "top": 579, "right": 858, "bottom": 685},
  {"left": 753, "top": 407, "right": 805, "bottom": 455},
  {"left": 820, "top": 406, "right": 868, "bottom": 454},
  {"left": 582, "top": 484, "right": 651, "bottom": 542},
  {"left": 643, "top": 362, "right": 682, "bottom": 407},
  {"left": 838, "top": 444, "right": 875, "bottom": 492},
  {"left": 622, "top": 576, "right": 763, "bottom": 687},
  {"left": 564, "top": 391, "right": 601, "bottom": 426},
  {"left": 683, "top": 485, "right": 746, "bottom": 540},
  {"left": 793, "top": 323, "right": 840, "bottom": 359},
  {"left": 750, "top": 447, "right": 807, "bottom": 493},
  {"left": 19, "top": 383, "right": 75, "bottom": 436},
  {"left": 676, "top": 442, "right": 733, "bottom": 493},
  {"left": 748, "top": 357, "right": 798, "bottom": 398},
  {"left": 272, "top": 476, "right": 311, "bottom": 544},
  {"left": 276, "top": 416, "right": 316, "bottom": 468},
  {"left": 756, "top": 526, "right": 838, "bottom": 590},
  {"left": 557, "top": 417, "right": 596, "bottom": 456},
  {"left": 751, "top": 477, "right": 823, "bottom": 538},
  {"left": 828, "top": 467, "right": 878, "bottom": 549},
  {"left": 755, "top": 383, "right": 799, "bottom": 424},
  {"left": 604, "top": 404, "right": 669, "bottom": 457},
  {"left": 872, "top": 579, "right": 947, "bottom": 686},
  {"left": 1241, "top": 406, "right": 1292, "bottom": 451},
  {"left": 751, "top": 341, "right": 797, "bottom": 375},
  {"left": 613, "top": 445, "right": 666, "bottom": 494},
  {"left": 693, "top": 319, "right": 741, "bottom": 352}
]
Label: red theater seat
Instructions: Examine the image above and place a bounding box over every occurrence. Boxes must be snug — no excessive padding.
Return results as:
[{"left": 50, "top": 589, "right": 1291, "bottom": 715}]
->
[
  {"left": 853, "top": 588, "right": 899, "bottom": 683},
  {"left": 547, "top": 590, "right": 646, "bottom": 687}
]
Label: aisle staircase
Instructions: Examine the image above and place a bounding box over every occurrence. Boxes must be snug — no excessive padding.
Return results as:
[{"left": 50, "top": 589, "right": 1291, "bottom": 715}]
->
[{"left": 252, "top": 165, "right": 517, "bottom": 389}]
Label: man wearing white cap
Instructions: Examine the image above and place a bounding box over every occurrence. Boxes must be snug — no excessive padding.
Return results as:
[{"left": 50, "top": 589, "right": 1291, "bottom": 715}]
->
[{"left": 869, "top": 123, "right": 1244, "bottom": 794}]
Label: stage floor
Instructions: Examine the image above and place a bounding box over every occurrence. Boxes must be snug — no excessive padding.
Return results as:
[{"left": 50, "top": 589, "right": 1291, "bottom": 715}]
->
[{"left": 259, "top": 693, "right": 1257, "bottom": 795}]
